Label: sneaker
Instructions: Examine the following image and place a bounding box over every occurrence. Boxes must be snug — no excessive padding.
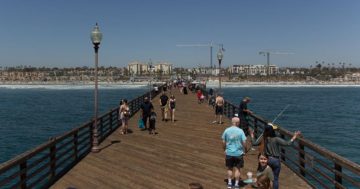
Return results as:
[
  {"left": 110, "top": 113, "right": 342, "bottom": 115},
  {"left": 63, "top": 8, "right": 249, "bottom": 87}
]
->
[
  {"left": 227, "top": 183, "right": 232, "bottom": 189},
  {"left": 234, "top": 185, "right": 240, "bottom": 189}
]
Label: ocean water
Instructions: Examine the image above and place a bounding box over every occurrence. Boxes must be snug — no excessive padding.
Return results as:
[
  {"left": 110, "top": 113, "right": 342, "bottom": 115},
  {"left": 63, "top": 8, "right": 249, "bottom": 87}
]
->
[
  {"left": 1, "top": 85, "right": 359, "bottom": 167},
  {"left": 219, "top": 86, "right": 360, "bottom": 164},
  {"left": 0, "top": 85, "right": 148, "bottom": 163}
]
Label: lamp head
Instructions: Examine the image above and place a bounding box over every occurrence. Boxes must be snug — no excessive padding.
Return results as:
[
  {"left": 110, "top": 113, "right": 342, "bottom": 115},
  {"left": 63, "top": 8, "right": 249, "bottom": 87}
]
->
[
  {"left": 217, "top": 50, "right": 223, "bottom": 61},
  {"left": 91, "top": 23, "right": 102, "bottom": 45}
]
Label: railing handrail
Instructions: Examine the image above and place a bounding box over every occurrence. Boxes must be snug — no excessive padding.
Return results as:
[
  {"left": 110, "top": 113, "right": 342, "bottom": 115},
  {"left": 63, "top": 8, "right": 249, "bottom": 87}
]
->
[
  {"left": 202, "top": 87, "right": 360, "bottom": 188},
  {"left": 0, "top": 83, "right": 166, "bottom": 188}
]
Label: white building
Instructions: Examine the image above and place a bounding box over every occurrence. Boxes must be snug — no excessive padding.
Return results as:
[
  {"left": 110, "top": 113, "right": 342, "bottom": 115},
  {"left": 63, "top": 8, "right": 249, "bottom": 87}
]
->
[
  {"left": 154, "top": 62, "right": 173, "bottom": 75},
  {"left": 230, "top": 64, "right": 279, "bottom": 75},
  {"left": 128, "top": 61, "right": 173, "bottom": 75},
  {"left": 128, "top": 61, "right": 148, "bottom": 75}
]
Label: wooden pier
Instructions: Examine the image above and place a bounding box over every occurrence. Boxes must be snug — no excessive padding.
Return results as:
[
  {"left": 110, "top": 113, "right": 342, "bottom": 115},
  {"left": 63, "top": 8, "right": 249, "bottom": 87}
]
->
[{"left": 51, "top": 88, "right": 310, "bottom": 189}]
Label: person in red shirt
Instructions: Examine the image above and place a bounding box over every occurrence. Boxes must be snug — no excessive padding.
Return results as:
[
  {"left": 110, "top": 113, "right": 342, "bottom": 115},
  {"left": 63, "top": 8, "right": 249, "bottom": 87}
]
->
[{"left": 196, "top": 89, "right": 203, "bottom": 104}]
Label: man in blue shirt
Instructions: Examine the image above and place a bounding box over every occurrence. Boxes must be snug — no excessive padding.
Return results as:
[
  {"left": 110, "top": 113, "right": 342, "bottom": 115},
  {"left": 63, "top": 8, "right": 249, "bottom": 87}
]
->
[{"left": 222, "top": 117, "right": 247, "bottom": 189}]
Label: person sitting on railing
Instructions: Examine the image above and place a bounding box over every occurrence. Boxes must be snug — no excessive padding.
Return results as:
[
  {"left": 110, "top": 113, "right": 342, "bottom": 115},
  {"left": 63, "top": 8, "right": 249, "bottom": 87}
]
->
[{"left": 250, "top": 124, "right": 301, "bottom": 189}]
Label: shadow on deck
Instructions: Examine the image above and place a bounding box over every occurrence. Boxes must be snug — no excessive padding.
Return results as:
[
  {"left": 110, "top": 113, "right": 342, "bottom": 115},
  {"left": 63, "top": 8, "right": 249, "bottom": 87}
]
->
[{"left": 51, "top": 88, "right": 310, "bottom": 189}]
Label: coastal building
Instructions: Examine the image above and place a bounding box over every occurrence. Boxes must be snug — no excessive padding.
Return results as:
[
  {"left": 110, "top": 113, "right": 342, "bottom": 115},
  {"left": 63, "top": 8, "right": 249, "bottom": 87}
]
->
[
  {"left": 128, "top": 61, "right": 148, "bottom": 76},
  {"left": 154, "top": 62, "right": 173, "bottom": 75},
  {"left": 127, "top": 61, "right": 173, "bottom": 76},
  {"left": 192, "top": 67, "right": 218, "bottom": 75},
  {"left": 230, "top": 64, "right": 279, "bottom": 75}
]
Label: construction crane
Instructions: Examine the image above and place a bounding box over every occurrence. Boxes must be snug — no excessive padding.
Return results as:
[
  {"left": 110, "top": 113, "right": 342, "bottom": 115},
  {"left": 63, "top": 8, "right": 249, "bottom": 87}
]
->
[
  {"left": 176, "top": 41, "right": 224, "bottom": 70},
  {"left": 259, "top": 51, "right": 294, "bottom": 77}
]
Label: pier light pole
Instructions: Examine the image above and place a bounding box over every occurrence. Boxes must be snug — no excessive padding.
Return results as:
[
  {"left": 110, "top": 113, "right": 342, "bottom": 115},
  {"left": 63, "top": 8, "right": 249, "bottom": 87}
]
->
[
  {"left": 217, "top": 49, "right": 223, "bottom": 91},
  {"left": 90, "top": 23, "right": 102, "bottom": 153}
]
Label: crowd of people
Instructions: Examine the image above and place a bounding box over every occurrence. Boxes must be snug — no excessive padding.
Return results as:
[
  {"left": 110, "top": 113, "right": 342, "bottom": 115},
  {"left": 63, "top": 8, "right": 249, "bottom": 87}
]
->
[
  {"left": 203, "top": 87, "right": 301, "bottom": 189},
  {"left": 117, "top": 81, "right": 301, "bottom": 189}
]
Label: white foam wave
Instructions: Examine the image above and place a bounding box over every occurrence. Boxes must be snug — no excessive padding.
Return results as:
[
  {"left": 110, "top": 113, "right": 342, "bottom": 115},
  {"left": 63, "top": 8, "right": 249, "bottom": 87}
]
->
[
  {"left": 206, "top": 82, "right": 360, "bottom": 88},
  {"left": 0, "top": 84, "right": 148, "bottom": 90}
]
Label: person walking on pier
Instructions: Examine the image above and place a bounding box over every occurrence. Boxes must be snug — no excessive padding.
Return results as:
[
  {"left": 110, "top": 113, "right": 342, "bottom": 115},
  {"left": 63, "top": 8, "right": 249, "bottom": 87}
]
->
[
  {"left": 159, "top": 91, "right": 169, "bottom": 121},
  {"left": 149, "top": 109, "right": 157, "bottom": 135},
  {"left": 239, "top": 97, "right": 252, "bottom": 136},
  {"left": 250, "top": 124, "right": 301, "bottom": 189},
  {"left": 141, "top": 97, "right": 154, "bottom": 130},
  {"left": 215, "top": 93, "right": 225, "bottom": 124},
  {"left": 119, "top": 99, "right": 130, "bottom": 134},
  {"left": 222, "top": 117, "right": 247, "bottom": 189},
  {"left": 169, "top": 94, "right": 176, "bottom": 122},
  {"left": 117, "top": 99, "right": 124, "bottom": 128},
  {"left": 197, "top": 89, "right": 203, "bottom": 104}
]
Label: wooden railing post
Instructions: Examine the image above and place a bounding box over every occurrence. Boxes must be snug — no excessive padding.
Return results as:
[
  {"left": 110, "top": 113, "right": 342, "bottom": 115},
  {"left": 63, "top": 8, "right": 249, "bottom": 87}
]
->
[
  {"left": 226, "top": 103, "right": 234, "bottom": 118},
  {"left": 299, "top": 141, "right": 305, "bottom": 176},
  {"left": 20, "top": 161, "right": 27, "bottom": 189},
  {"left": 50, "top": 143, "right": 56, "bottom": 181},
  {"left": 335, "top": 163, "right": 342, "bottom": 188},
  {"left": 109, "top": 109, "right": 113, "bottom": 131},
  {"left": 100, "top": 117, "right": 104, "bottom": 139},
  {"left": 232, "top": 106, "right": 236, "bottom": 118},
  {"left": 254, "top": 119, "right": 258, "bottom": 137},
  {"left": 74, "top": 131, "right": 78, "bottom": 160},
  {"left": 280, "top": 134, "right": 286, "bottom": 162}
]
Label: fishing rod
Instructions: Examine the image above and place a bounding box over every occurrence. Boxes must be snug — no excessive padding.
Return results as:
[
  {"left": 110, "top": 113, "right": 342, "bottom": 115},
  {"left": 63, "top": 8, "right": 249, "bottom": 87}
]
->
[
  {"left": 272, "top": 104, "right": 290, "bottom": 124},
  {"left": 253, "top": 104, "right": 290, "bottom": 144}
]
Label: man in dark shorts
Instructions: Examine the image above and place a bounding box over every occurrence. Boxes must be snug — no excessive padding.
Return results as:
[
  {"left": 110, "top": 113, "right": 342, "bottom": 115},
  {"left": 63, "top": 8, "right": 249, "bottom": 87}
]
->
[
  {"left": 159, "top": 91, "right": 169, "bottom": 121},
  {"left": 214, "top": 94, "right": 224, "bottom": 124},
  {"left": 140, "top": 97, "right": 154, "bottom": 130},
  {"left": 239, "top": 97, "right": 253, "bottom": 136},
  {"left": 222, "top": 117, "right": 247, "bottom": 189}
]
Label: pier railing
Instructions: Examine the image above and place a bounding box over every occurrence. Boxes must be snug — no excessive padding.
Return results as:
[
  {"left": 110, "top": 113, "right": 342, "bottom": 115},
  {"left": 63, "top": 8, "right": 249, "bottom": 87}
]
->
[
  {"left": 0, "top": 85, "right": 164, "bottom": 189},
  {"left": 208, "top": 91, "right": 360, "bottom": 189}
]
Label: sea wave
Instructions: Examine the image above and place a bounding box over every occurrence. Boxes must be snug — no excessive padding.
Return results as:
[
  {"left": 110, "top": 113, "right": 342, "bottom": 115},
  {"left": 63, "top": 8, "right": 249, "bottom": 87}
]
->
[
  {"left": 206, "top": 82, "right": 360, "bottom": 88},
  {"left": 0, "top": 83, "right": 148, "bottom": 90}
]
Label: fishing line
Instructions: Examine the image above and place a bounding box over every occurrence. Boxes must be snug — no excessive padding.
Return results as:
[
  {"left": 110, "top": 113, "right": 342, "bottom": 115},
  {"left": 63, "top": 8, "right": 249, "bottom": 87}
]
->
[{"left": 253, "top": 104, "right": 291, "bottom": 144}]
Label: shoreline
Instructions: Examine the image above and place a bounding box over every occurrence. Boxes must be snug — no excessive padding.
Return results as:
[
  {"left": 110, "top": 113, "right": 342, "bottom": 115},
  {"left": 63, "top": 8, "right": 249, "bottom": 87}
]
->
[{"left": 1, "top": 80, "right": 360, "bottom": 87}]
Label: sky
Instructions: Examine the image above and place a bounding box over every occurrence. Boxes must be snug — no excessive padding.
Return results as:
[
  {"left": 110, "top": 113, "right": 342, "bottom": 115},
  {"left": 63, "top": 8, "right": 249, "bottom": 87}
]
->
[{"left": 1, "top": 0, "right": 360, "bottom": 68}]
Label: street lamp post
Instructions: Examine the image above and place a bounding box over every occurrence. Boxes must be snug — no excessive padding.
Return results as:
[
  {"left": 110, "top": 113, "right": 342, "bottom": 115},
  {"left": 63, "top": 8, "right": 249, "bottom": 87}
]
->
[
  {"left": 90, "top": 23, "right": 102, "bottom": 153},
  {"left": 148, "top": 61, "right": 153, "bottom": 101},
  {"left": 217, "top": 49, "right": 223, "bottom": 91}
]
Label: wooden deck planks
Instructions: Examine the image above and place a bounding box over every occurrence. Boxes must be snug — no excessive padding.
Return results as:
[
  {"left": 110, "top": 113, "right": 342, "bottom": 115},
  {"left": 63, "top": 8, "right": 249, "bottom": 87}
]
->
[{"left": 51, "top": 88, "right": 311, "bottom": 189}]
